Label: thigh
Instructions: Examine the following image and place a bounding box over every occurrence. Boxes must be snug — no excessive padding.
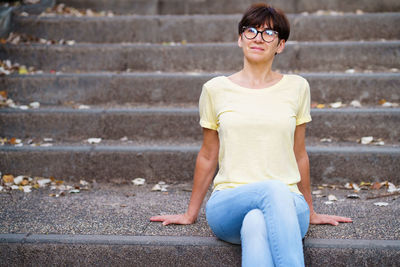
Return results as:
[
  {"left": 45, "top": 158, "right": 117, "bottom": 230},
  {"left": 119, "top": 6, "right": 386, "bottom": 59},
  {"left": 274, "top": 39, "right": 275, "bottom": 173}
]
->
[{"left": 206, "top": 185, "right": 261, "bottom": 244}]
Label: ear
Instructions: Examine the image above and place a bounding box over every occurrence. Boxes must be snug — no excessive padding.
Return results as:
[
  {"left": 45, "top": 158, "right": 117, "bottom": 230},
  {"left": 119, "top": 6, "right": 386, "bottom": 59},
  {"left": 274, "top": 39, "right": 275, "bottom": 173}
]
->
[
  {"left": 276, "top": 39, "right": 285, "bottom": 54},
  {"left": 238, "top": 35, "right": 243, "bottom": 48}
]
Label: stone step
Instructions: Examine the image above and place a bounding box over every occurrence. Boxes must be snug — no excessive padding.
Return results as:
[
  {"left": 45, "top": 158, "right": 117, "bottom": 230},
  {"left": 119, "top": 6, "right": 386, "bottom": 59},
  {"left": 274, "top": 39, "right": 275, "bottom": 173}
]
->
[
  {"left": 0, "top": 107, "right": 399, "bottom": 142},
  {"left": 1, "top": 41, "right": 398, "bottom": 72},
  {"left": 1, "top": 143, "right": 399, "bottom": 184},
  {"left": 0, "top": 183, "right": 399, "bottom": 266},
  {"left": 2, "top": 72, "right": 399, "bottom": 105},
  {"left": 57, "top": 0, "right": 400, "bottom": 14},
  {"left": 12, "top": 13, "right": 400, "bottom": 43}
]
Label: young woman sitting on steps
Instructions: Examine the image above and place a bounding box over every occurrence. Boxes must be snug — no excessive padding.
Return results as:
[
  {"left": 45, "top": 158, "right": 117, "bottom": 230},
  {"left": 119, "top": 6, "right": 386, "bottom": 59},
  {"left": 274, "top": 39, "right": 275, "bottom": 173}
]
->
[{"left": 151, "top": 3, "right": 352, "bottom": 266}]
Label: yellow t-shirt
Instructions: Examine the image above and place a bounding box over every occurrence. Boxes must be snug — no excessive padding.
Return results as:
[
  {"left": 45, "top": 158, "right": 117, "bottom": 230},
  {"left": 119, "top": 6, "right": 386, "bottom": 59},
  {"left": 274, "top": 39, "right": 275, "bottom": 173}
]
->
[{"left": 199, "top": 74, "right": 312, "bottom": 194}]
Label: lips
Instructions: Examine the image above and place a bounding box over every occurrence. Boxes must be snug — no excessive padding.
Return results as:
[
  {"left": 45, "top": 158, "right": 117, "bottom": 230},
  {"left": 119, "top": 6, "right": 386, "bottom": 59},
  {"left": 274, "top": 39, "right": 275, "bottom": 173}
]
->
[{"left": 250, "top": 47, "right": 264, "bottom": 51}]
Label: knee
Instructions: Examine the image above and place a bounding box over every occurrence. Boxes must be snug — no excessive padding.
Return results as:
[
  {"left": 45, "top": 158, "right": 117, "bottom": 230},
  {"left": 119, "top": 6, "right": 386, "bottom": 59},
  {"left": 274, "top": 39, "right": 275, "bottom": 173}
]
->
[
  {"left": 241, "top": 209, "right": 267, "bottom": 239},
  {"left": 258, "top": 180, "right": 291, "bottom": 198}
]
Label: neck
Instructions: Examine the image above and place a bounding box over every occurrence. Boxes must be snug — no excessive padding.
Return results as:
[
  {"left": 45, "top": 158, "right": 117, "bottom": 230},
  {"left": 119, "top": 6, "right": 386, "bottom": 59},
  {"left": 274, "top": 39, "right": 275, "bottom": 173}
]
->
[{"left": 241, "top": 57, "right": 275, "bottom": 84}]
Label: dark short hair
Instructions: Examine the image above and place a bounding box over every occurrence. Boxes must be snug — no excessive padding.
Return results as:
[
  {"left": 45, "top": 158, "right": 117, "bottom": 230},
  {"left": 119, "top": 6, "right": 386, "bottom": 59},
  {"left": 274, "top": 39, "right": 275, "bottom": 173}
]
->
[{"left": 238, "top": 3, "right": 290, "bottom": 42}]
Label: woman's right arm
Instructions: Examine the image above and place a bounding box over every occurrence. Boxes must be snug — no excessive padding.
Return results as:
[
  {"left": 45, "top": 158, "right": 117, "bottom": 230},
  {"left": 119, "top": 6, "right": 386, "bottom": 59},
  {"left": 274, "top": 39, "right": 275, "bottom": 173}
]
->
[{"left": 150, "top": 128, "right": 219, "bottom": 225}]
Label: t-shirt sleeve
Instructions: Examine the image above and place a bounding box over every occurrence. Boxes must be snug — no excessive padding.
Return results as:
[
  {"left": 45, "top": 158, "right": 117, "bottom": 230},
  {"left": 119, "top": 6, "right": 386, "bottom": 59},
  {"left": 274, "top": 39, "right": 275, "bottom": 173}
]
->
[
  {"left": 199, "top": 85, "right": 218, "bottom": 130},
  {"left": 296, "top": 79, "right": 312, "bottom": 125}
]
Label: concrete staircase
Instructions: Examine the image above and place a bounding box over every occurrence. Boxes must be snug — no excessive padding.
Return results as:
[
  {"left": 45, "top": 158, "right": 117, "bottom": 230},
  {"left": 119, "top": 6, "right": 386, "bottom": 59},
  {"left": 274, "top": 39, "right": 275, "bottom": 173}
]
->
[{"left": 1, "top": 0, "right": 399, "bottom": 266}]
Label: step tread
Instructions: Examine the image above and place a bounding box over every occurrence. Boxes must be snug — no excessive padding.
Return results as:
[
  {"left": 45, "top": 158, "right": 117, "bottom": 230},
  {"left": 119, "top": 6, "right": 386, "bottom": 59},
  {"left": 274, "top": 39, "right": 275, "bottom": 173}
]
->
[{"left": 0, "top": 183, "right": 399, "bottom": 241}]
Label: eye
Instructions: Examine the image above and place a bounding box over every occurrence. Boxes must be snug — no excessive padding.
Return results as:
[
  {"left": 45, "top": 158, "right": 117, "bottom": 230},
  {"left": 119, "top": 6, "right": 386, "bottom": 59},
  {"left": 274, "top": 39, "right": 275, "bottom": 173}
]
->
[
  {"left": 247, "top": 27, "right": 258, "bottom": 34},
  {"left": 264, "top": 29, "right": 275, "bottom": 36}
]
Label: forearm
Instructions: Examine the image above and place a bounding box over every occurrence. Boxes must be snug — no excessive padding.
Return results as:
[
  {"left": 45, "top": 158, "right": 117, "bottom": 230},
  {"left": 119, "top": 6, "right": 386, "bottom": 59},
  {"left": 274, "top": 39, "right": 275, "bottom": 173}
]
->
[
  {"left": 185, "top": 150, "right": 218, "bottom": 221},
  {"left": 296, "top": 153, "right": 315, "bottom": 214}
]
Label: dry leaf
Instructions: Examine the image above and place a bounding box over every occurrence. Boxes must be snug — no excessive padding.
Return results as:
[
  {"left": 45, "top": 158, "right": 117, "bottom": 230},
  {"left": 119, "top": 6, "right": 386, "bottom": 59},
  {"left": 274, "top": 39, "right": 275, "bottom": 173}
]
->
[
  {"left": 132, "top": 178, "right": 145, "bottom": 186},
  {"left": 352, "top": 183, "right": 361, "bottom": 192},
  {"left": 360, "top": 136, "right": 374, "bottom": 145},
  {"left": 350, "top": 100, "right": 362, "bottom": 108},
  {"left": 87, "top": 138, "right": 101, "bottom": 144},
  {"left": 3, "top": 174, "right": 14, "bottom": 183},
  {"left": 330, "top": 101, "right": 342, "bottom": 108},
  {"left": 374, "top": 202, "right": 388, "bottom": 207},
  {"left": 371, "top": 182, "right": 382, "bottom": 190},
  {"left": 37, "top": 178, "right": 51, "bottom": 187},
  {"left": 29, "top": 102, "right": 40, "bottom": 109},
  {"left": 22, "top": 186, "right": 32, "bottom": 193},
  {"left": 13, "top": 175, "right": 24, "bottom": 185},
  {"left": 320, "top": 138, "right": 332, "bottom": 143},
  {"left": 328, "top": 194, "right": 338, "bottom": 201}
]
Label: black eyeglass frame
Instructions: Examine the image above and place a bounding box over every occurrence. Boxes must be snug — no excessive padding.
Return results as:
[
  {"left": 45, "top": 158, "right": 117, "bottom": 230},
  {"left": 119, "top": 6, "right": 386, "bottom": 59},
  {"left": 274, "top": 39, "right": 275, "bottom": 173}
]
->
[{"left": 242, "top": 26, "right": 279, "bottom": 43}]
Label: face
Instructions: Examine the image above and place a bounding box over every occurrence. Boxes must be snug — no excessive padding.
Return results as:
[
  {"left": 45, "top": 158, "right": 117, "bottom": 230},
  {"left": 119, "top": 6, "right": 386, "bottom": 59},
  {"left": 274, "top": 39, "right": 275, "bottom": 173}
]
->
[{"left": 238, "top": 24, "right": 285, "bottom": 64}]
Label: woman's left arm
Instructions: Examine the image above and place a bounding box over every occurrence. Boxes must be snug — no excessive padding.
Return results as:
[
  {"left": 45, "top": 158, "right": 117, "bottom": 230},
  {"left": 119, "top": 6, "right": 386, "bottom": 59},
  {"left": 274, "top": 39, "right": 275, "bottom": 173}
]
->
[{"left": 294, "top": 123, "right": 352, "bottom": 225}]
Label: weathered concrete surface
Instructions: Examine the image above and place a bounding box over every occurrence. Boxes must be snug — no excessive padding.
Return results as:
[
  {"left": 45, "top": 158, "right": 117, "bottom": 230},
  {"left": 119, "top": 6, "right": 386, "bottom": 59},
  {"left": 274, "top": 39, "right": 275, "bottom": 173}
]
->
[
  {"left": 0, "top": 144, "right": 399, "bottom": 184},
  {"left": 0, "top": 184, "right": 399, "bottom": 266},
  {"left": 1, "top": 41, "right": 399, "bottom": 72},
  {"left": 13, "top": 13, "right": 400, "bottom": 43},
  {"left": 57, "top": 0, "right": 400, "bottom": 14},
  {"left": 2, "top": 73, "right": 399, "bottom": 105},
  {"left": 0, "top": 107, "right": 399, "bottom": 141}
]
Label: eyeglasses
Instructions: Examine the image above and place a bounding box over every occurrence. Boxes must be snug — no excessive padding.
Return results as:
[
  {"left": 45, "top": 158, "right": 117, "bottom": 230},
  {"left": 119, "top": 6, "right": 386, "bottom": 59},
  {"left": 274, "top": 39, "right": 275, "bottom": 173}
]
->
[{"left": 242, "top": 26, "right": 279, "bottom": 43}]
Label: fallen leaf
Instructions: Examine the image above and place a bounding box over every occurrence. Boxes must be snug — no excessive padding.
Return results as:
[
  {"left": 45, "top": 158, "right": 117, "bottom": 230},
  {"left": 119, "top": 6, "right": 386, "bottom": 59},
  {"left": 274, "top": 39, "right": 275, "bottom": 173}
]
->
[
  {"left": 379, "top": 99, "right": 387, "bottom": 105},
  {"left": 344, "top": 183, "right": 352, "bottom": 189},
  {"left": 22, "top": 186, "right": 32, "bottom": 193},
  {"left": 352, "top": 183, "right": 361, "bottom": 192},
  {"left": 13, "top": 175, "right": 24, "bottom": 185},
  {"left": 87, "top": 138, "right": 101, "bottom": 144},
  {"left": 312, "top": 190, "right": 322, "bottom": 195},
  {"left": 132, "top": 178, "right": 145, "bottom": 186},
  {"left": 80, "top": 180, "right": 89, "bottom": 186},
  {"left": 29, "top": 101, "right": 40, "bottom": 109},
  {"left": 360, "top": 136, "right": 374, "bottom": 145},
  {"left": 3, "top": 174, "right": 14, "bottom": 183},
  {"left": 387, "top": 183, "right": 398, "bottom": 193},
  {"left": 19, "top": 66, "right": 28, "bottom": 75},
  {"left": 350, "top": 100, "right": 362, "bottom": 108},
  {"left": 328, "top": 194, "right": 338, "bottom": 201},
  {"left": 374, "top": 202, "right": 389, "bottom": 207},
  {"left": 37, "top": 178, "right": 51, "bottom": 187},
  {"left": 371, "top": 182, "right": 382, "bottom": 190},
  {"left": 320, "top": 138, "right": 332, "bottom": 143},
  {"left": 152, "top": 181, "right": 169, "bottom": 192},
  {"left": 78, "top": 104, "right": 90, "bottom": 109},
  {"left": 330, "top": 101, "right": 342, "bottom": 108}
]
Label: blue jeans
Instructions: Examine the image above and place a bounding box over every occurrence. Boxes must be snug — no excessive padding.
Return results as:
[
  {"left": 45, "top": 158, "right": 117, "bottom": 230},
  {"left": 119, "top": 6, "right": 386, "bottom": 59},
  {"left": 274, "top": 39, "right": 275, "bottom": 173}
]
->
[{"left": 205, "top": 180, "right": 310, "bottom": 267}]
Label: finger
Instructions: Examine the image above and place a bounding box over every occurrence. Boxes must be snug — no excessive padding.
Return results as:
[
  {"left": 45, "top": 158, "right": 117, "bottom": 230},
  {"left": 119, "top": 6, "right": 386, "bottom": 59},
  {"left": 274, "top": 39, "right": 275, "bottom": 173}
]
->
[
  {"left": 150, "top": 215, "right": 168, "bottom": 222},
  {"left": 328, "top": 215, "right": 353, "bottom": 223}
]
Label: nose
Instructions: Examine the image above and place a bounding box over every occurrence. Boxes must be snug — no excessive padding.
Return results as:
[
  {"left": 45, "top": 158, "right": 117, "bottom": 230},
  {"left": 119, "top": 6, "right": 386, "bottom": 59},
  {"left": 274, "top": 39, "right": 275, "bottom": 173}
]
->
[{"left": 254, "top": 32, "right": 263, "bottom": 42}]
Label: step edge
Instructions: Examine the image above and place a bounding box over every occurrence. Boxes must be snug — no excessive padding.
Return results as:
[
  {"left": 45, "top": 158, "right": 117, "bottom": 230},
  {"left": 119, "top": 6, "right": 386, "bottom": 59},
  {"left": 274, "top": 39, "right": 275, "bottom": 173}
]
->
[{"left": 1, "top": 234, "right": 399, "bottom": 250}]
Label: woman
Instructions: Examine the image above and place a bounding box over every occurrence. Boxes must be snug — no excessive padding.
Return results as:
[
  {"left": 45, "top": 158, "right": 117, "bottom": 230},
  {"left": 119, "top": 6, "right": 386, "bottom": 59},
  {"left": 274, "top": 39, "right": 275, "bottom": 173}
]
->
[{"left": 151, "top": 3, "right": 352, "bottom": 266}]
